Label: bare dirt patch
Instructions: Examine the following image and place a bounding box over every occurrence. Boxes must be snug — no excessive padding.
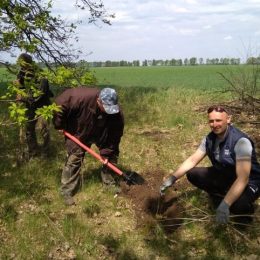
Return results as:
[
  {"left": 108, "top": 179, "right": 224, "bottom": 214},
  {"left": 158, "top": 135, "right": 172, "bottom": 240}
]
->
[{"left": 120, "top": 170, "right": 183, "bottom": 233}]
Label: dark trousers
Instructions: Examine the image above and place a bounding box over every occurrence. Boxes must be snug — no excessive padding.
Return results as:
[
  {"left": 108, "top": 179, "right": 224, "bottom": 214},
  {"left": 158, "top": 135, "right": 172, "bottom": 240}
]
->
[
  {"left": 25, "top": 108, "right": 50, "bottom": 157},
  {"left": 61, "top": 139, "right": 117, "bottom": 197},
  {"left": 61, "top": 147, "right": 85, "bottom": 197},
  {"left": 186, "top": 167, "right": 259, "bottom": 216}
]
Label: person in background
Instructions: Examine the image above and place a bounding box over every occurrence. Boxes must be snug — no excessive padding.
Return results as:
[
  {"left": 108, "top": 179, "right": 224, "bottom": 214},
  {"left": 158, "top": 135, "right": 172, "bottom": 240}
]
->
[
  {"left": 160, "top": 105, "right": 260, "bottom": 224},
  {"left": 52, "top": 87, "right": 124, "bottom": 206},
  {"left": 15, "top": 53, "right": 53, "bottom": 158}
]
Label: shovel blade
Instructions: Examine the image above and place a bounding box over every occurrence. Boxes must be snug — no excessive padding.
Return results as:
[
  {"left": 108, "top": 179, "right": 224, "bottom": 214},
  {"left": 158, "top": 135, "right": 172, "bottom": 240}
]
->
[{"left": 123, "top": 171, "right": 145, "bottom": 185}]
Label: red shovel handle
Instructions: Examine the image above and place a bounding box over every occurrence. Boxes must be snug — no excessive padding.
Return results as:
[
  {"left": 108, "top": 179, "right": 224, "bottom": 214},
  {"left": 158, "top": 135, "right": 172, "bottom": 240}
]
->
[{"left": 63, "top": 130, "right": 123, "bottom": 177}]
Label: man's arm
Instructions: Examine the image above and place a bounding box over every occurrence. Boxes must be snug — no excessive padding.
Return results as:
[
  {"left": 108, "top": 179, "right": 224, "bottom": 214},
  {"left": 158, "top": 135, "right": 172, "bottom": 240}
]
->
[
  {"left": 223, "top": 160, "right": 251, "bottom": 206},
  {"left": 216, "top": 137, "right": 253, "bottom": 224},
  {"left": 160, "top": 148, "right": 206, "bottom": 195},
  {"left": 52, "top": 93, "right": 70, "bottom": 130},
  {"left": 160, "top": 137, "right": 207, "bottom": 195},
  {"left": 223, "top": 137, "right": 253, "bottom": 206},
  {"left": 99, "top": 112, "right": 124, "bottom": 159},
  {"left": 172, "top": 148, "right": 206, "bottom": 179}
]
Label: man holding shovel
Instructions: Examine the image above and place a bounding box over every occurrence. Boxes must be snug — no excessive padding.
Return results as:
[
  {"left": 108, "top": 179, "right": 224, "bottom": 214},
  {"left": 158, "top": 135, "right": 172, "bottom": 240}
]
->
[
  {"left": 160, "top": 105, "right": 260, "bottom": 224},
  {"left": 53, "top": 87, "right": 124, "bottom": 206}
]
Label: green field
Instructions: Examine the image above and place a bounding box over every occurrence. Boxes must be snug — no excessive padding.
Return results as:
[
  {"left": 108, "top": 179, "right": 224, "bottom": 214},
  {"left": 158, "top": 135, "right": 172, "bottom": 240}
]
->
[
  {"left": 91, "top": 65, "right": 236, "bottom": 90},
  {"left": 0, "top": 64, "right": 244, "bottom": 90},
  {"left": 0, "top": 65, "right": 259, "bottom": 259}
]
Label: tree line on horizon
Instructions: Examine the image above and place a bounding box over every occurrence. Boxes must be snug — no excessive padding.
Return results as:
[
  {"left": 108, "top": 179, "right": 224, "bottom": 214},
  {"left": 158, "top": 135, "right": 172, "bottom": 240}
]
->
[
  {"left": 85, "top": 56, "right": 260, "bottom": 67},
  {"left": 1, "top": 56, "right": 259, "bottom": 69}
]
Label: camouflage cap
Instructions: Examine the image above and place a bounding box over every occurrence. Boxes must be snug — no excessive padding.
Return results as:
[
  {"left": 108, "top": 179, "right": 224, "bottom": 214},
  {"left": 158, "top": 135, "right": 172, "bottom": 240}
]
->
[{"left": 99, "top": 88, "right": 119, "bottom": 114}]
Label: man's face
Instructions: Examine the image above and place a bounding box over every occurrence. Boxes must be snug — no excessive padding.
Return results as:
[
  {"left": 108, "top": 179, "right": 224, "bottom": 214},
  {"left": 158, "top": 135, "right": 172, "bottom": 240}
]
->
[
  {"left": 208, "top": 111, "right": 231, "bottom": 138},
  {"left": 97, "top": 98, "right": 106, "bottom": 113},
  {"left": 17, "top": 58, "right": 29, "bottom": 69}
]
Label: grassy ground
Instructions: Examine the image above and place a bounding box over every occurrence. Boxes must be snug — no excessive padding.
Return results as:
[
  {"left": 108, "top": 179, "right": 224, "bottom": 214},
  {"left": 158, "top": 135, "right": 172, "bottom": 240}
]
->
[{"left": 0, "top": 66, "right": 260, "bottom": 259}]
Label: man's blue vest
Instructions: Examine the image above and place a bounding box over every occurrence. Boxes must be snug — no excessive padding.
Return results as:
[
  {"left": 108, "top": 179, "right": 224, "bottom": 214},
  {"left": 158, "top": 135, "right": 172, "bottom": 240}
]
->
[{"left": 205, "top": 125, "right": 260, "bottom": 185}]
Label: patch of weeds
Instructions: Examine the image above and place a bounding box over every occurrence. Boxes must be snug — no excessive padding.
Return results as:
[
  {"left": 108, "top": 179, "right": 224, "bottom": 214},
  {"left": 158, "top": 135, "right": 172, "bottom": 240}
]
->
[
  {"left": 169, "top": 115, "right": 192, "bottom": 129},
  {"left": 100, "top": 235, "right": 120, "bottom": 251},
  {"left": 142, "top": 220, "right": 164, "bottom": 239},
  {"left": 102, "top": 184, "right": 121, "bottom": 198},
  {"left": 5, "top": 214, "right": 56, "bottom": 259},
  {"left": 116, "top": 249, "right": 140, "bottom": 260},
  {"left": 142, "top": 225, "right": 172, "bottom": 257},
  {"left": 184, "top": 189, "right": 208, "bottom": 208},
  {"left": 203, "top": 225, "right": 241, "bottom": 257},
  {"left": 184, "top": 221, "right": 196, "bottom": 230},
  {"left": 62, "top": 217, "right": 100, "bottom": 258},
  {"left": 189, "top": 195, "right": 201, "bottom": 207},
  {"left": 98, "top": 234, "right": 141, "bottom": 259},
  {"left": 82, "top": 167, "right": 101, "bottom": 186},
  {"left": 62, "top": 215, "right": 96, "bottom": 244},
  {"left": 0, "top": 203, "right": 18, "bottom": 221},
  {"left": 82, "top": 201, "right": 101, "bottom": 217},
  {"left": 62, "top": 214, "right": 78, "bottom": 236}
]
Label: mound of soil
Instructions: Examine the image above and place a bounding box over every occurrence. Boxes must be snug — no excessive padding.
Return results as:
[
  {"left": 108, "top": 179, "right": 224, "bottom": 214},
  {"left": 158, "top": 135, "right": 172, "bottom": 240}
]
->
[{"left": 120, "top": 170, "right": 183, "bottom": 233}]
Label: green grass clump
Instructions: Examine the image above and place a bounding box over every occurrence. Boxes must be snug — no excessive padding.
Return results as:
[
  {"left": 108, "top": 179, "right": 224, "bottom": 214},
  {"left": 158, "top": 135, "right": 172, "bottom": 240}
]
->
[{"left": 82, "top": 201, "right": 101, "bottom": 217}]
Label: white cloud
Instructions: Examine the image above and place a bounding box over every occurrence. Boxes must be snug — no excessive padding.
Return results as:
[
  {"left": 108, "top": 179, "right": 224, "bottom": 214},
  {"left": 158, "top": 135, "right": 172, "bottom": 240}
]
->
[
  {"left": 179, "top": 28, "right": 200, "bottom": 36},
  {"left": 224, "top": 36, "right": 233, "bottom": 40},
  {"left": 185, "top": 0, "right": 198, "bottom": 4},
  {"left": 168, "top": 5, "right": 190, "bottom": 13},
  {"left": 203, "top": 25, "right": 212, "bottom": 29}
]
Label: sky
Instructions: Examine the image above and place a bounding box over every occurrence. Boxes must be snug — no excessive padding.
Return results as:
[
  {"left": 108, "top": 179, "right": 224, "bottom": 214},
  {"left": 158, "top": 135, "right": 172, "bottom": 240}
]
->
[
  {"left": 52, "top": 0, "right": 260, "bottom": 62},
  {"left": 2, "top": 0, "right": 260, "bottom": 63}
]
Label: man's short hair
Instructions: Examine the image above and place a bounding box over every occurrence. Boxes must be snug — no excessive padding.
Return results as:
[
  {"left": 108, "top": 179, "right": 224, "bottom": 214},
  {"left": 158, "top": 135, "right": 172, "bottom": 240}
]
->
[{"left": 18, "top": 53, "right": 33, "bottom": 65}]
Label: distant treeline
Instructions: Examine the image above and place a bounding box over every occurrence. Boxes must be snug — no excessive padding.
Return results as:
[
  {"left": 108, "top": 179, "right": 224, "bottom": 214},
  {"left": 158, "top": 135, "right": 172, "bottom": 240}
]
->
[
  {"left": 1, "top": 56, "right": 259, "bottom": 69},
  {"left": 85, "top": 56, "right": 260, "bottom": 67}
]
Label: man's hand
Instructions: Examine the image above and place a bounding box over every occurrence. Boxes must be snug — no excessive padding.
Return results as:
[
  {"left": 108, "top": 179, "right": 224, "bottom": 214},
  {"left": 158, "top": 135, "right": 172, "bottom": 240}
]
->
[
  {"left": 159, "top": 175, "right": 177, "bottom": 196},
  {"left": 13, "top": 79, "right": 20, "bottom": 86},
  {"left": 16, "top": 94, "right": 22, "bottom": 101},
  {"left": 216, "top": 200, "right": 230, "bottom": 224}
]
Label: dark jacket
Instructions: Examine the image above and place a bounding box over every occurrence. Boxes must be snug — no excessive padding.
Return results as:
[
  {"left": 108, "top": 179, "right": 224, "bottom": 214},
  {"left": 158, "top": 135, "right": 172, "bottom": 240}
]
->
[
  {"left": 53, "top": 87, "right": 124, "bottom": 158},
  {"left": 17, "top": 67, "right": 53, "bottom": 108},
  {"left": 206, "top": 125, "right": 260, "bottom": 185}
]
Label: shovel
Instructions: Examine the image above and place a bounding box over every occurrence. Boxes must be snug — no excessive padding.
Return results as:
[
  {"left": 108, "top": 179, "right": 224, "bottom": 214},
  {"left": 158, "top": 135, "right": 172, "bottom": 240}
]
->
[{"left": 63, "top": 130, "right": 139, "bottom": 185}]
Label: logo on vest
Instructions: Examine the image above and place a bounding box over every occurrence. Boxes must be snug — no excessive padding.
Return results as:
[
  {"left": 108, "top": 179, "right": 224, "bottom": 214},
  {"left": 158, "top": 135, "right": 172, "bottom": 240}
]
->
[{"left": 224, "top": 149, "right": 230, "bottom": 156}]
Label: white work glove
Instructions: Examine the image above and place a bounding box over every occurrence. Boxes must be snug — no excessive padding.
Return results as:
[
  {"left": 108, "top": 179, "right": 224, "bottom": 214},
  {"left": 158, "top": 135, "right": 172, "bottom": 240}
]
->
[{"left": 160, "top": 175, "right": 177, "bottom": 196}]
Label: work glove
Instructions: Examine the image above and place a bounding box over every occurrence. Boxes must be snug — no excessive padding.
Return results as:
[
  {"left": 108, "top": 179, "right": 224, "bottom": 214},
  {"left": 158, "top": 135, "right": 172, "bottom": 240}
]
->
[
  {"left": 159, "top": 175, "right": 177, "bottom": 196},
  {"left": 216, "top": 200, "right": 230, "bottom": 224}
]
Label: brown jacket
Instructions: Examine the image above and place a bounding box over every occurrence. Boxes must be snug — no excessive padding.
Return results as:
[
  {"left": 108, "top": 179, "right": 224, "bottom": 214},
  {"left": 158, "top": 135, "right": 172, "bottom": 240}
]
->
[{"left": 53, "top": 87, "right": 124, "bottom": 158}]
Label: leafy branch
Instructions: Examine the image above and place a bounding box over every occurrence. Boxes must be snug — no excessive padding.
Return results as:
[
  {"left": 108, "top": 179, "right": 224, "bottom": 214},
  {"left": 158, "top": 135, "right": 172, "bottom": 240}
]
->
[{"left": 0, "top": 0, "right": 114, "bottom": 67}]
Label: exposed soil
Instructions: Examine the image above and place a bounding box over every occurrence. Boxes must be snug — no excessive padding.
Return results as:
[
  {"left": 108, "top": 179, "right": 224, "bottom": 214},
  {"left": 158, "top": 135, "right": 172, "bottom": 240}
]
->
[{"left": 120, "top": 170, "right": 184, "bottom": 233}]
